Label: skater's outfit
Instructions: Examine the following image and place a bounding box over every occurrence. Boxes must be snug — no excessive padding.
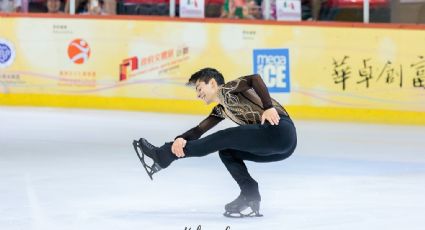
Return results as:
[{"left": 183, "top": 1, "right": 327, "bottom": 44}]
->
[{"left": 135, "top": 74, "right": 297, "bottom": 217}]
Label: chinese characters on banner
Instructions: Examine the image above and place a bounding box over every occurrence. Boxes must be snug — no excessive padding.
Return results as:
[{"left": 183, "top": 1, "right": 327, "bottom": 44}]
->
[
  {"left": 120, "top": 46, "right": 190, "bottom": 82},
  {"left": 332, "top": 56, "right": 425, "bottom": 90}
]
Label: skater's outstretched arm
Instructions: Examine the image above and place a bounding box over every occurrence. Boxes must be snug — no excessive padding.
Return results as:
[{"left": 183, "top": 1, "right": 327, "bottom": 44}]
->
[
  {"left": 175, "top": 114, "right": 224, "bottom": 141},
  {"left": 175, "top": 105, "right": 225, "bottom": 141},
  {"left": 173, "top": 105, "right": 225, "bottom": 157}
]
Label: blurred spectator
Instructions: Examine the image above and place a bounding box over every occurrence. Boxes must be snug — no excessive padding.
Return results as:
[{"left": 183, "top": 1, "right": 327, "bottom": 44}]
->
[
  {"left": 116, "top": 0, "right": 168, "bottom": 16},
  {"left": 103, "top": 0, "right": 115, "bottom": 14},
  {"left": 243, "top": 0, "right": 261, "bottom": 19},
  {"left": 301, "top": 0, "right": 324, "bottom": 20},
  {"left": 46, "top": 0, "right": 64, "bottom": 13},
  {"left": 222, "top": 0, "right": 261, "bottom": 19},
  {"left": 65, "top": 0, "right": 80, "bottom": 13},
  {"left": 310, "top": 0, "right": 322, "bottom": 20},
  {"left": 28, "top": 0, "right": 48, "bottom": 12},
  {"left": 66, "top": 0, "right": 114, "bottom": 14},
  {"left": 222, "top": 0, "right": 244, "bottom": 18},
  {"left": 261, "top": 0, "right": 276, "bottom": 19},
  {"left": 77, "top": 0, "right": 107, "bottom": 14},
  {"left": 0, "top": 0, "right": 22, "bottom": 12},
  {"left": 205, "top": 0, "right": 224, "bottom": 17}
]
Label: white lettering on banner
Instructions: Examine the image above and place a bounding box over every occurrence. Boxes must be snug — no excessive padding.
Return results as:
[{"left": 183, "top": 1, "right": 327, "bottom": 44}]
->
[
  {"left": 256, "top": 55, "right": 287, "bottom": 66},
  {"left": 263, "top": 64, "right": 287, "bottom": 88}
]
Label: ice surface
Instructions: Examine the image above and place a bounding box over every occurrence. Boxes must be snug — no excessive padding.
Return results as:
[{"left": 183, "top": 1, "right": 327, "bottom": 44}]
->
[{"left": 1, "top": 106, "right": 424, "bottom": 230}]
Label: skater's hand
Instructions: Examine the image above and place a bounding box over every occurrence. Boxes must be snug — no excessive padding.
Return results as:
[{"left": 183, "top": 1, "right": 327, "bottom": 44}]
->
[
  {"left": 261, "top": 108, "right": 280, "bottom": 125},
  {"left": 172, "top": 138, "right": 187, "bottom": 158}
]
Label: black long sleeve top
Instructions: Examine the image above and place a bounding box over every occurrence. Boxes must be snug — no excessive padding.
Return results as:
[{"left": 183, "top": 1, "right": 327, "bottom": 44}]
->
[{"left": 176, "top": 74, "right": 289, "bottom": 141}]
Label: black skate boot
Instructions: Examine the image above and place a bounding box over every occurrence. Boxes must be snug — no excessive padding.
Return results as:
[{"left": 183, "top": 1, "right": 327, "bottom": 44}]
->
[
  {"left": 133, "top": 138, "right": 162, "bottom": 180},
  {"left": 223, "top": 194, "right": 263, "bottom": 218}
]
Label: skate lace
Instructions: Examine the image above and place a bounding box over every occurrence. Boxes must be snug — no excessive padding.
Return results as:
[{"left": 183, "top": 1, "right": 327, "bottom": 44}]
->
[{"left": 141, "top": 139, "right": 156, "bottom": 150}]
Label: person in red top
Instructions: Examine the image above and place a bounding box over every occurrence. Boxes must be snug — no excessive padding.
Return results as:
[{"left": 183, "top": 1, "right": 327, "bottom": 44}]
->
[{"left": 133, "top": 68, "right": 297, "bottom": 218}]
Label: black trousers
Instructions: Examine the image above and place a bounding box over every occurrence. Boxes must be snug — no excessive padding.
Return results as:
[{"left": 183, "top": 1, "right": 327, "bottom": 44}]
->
[{"left": 157, "top": 116, "right": 297, "bottom": 200}]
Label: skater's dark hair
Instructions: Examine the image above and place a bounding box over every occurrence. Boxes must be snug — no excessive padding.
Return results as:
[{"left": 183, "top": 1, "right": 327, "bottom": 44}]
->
[{"left": 187, "top": 68, "right": 225, "bottom": 86}]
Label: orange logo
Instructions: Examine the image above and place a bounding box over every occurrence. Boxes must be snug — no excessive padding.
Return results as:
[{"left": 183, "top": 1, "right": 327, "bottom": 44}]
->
[{"left": 67, "top": 39, "right": 91, "bottom": 64}]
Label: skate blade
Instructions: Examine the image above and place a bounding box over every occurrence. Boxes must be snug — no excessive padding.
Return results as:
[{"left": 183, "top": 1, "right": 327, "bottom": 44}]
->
[
  {"left": 223, "top": 210, "right": 263, "bottom": 218},
  {"left": 244, "top": 211, "right": 263, "bottom": 217},
  {"left": 133, "top": 140, "right": 155, "bottom": 180},
  {"left": 223, "top": 211, "right": 244, "bottom": 218}
]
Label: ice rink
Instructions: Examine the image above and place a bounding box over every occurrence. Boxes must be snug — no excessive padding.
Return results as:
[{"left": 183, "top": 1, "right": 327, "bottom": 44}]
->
[{"left": 1, "top": 106, "right": 424, "bottom": 230}]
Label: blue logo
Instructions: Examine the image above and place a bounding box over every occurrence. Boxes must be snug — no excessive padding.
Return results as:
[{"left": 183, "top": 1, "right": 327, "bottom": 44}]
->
[
  {"left": 253, "top": 49, "right": 290, "bottom": 93},
  {"left": 0, "top": 39, "right": 16, "bottom": 68},
  {"left": 0, "top": 44, "right": 12, "bottom": 64}
]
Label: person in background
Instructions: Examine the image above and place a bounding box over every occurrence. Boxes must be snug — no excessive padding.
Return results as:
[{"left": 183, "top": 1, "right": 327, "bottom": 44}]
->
[
  {"left": 46, "top": 0, "right": 64, "bottom": 13},
  {"left": 65, "top": 0, "right": 111, "bottom": 14},
  {"left": 261, "top": 0, "right": 276, "bottom": 19},
  {"left": 27, "top": 0, "right": 46, "bottom": 12},
  {"left": 205, "top": 0, "right": 224, "bottom": 18},
  {"left": 102, "top": 0, "right": 115, "bottom": 14},
  {"left": 243, "top": 0, "right": 262, "bottom": 19},
  {"left": 77, "top": 0, "right": 107, "bottom": 15},
  {"left": 221, "top": 0, "right": 244, "bottom": 18},
  {"left": 65, "top": 0, "right": 82, "bottom": 13},
  {"left": 0, "top": 0, "right": 22, "bottom": 12},
  {"left": 310, "top": 0, "right": 323, "bottom": 20}
]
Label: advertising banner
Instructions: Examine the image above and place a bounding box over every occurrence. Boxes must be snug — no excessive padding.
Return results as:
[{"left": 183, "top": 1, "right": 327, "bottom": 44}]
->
[{"left": 0, "top": 16, "right": 424, "bottom": 123}]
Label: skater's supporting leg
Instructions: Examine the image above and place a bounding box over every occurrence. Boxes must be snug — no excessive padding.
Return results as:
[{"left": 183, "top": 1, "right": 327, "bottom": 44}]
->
[{"left": 219, "top": 150, "right": 260, "bottom": 201}]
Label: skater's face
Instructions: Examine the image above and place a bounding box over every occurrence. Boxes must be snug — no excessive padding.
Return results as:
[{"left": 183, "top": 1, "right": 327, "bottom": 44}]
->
[{"left": 195, "top": 79, "right": 219, "bottom": 104}]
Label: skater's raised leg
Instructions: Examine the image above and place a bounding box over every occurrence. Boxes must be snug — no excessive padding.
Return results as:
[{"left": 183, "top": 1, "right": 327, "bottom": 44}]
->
[
  {"left": 135, "top": 116, "right": 296, "bottom": 181},
  {"left": 146, "top": 116, "right": 296, "bottom": 168}
]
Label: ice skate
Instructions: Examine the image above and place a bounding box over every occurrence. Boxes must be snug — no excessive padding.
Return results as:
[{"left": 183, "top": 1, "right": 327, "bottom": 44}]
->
[
  {"left": 133, "top": 138, "right": 162, "bottom": 180},
  {"left": 223, "top": 194, "right": 263, "bottom": 218}
]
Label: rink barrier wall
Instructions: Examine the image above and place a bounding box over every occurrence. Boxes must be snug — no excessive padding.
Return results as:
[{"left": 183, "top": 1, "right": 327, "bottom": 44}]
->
[
  {"left": 1, "top": 93, "right": 424, "bottom": 125},
  {"left": 1, "top": 14, "right": 425, "bottom": 125}
]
